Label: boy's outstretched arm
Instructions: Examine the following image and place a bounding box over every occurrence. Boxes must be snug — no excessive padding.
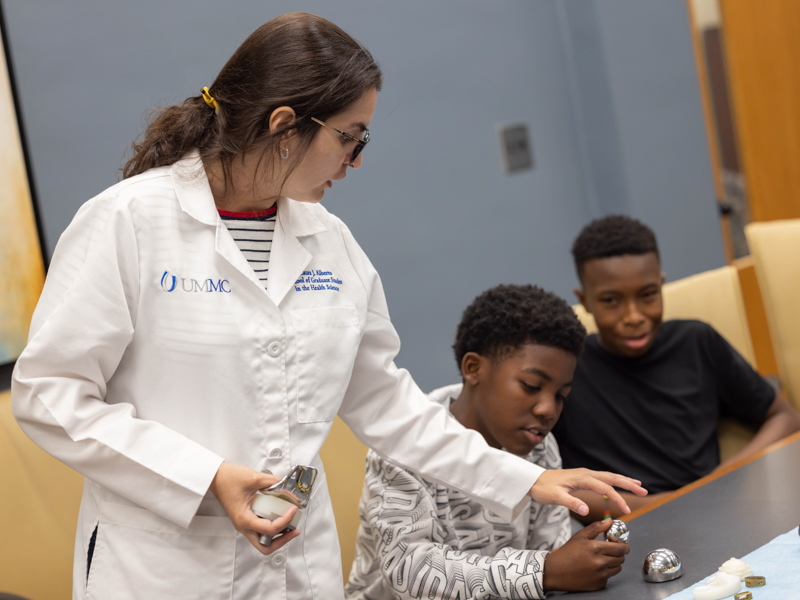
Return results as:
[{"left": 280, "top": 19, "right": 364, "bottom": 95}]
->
[
  {"left": 529, "top": 468, "right": 648, "bottom": 518},
  {"left": 720, "top": 393, "right": 800, "bottom": 467}
]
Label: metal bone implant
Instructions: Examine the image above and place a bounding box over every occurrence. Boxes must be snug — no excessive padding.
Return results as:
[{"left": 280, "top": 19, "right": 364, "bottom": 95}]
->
[{"left": 253, "top": 465, "right": 317, "bottom": 546}]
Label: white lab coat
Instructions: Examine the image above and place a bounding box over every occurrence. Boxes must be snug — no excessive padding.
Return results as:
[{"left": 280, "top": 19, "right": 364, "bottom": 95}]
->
[{"left": 12, "top": 152, "right": 543, "bottom": 600}]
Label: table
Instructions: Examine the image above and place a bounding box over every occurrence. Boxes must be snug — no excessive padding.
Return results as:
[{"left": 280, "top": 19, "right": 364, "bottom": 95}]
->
[{"left": 575, "top": 431, "right": 800, "bottom": 599}]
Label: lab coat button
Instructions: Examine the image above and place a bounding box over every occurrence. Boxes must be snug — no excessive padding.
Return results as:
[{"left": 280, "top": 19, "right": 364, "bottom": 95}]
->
[
  {"left": 268, "top": 447, "right": 283, "bottom": 460},
  {"left": 271, "top": 553, "right": 286, "bottom": 567},
  {"left": 267, "top": 341, "right": 281, "bottom": 357}
]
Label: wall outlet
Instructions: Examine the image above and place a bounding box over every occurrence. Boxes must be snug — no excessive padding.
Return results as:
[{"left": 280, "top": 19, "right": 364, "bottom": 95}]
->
[{"left": 496, "top": 123, "right": 533, "bottom": 174}]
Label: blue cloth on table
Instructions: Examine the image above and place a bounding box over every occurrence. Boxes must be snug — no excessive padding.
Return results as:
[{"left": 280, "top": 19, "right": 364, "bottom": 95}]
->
[{"left": 665, "top": 527, "right": 800, "bottom": 599}]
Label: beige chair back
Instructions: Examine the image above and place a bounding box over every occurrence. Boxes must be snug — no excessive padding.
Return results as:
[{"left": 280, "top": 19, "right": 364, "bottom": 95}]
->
[
  {"left": 0, "top": 390, "right": 84, "bottom": 599},
  {"left": 319, "top": 416, "right": 368, "bottom": 580},
  {"left": 571, "top": 264, "right": 758, "bottom": 459},
  {"left": 746, "top": 219, "right": 800, "bottom": 410},
  {"left": 662, "top": 266, "right": 756, "bottom": 364}
]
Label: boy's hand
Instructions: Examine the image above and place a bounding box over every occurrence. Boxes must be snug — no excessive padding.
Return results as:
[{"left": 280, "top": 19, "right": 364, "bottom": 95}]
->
[
  {"left": 542, "top": 520, "right": 629, "bottom": 591},
  {"left": 528, "top": 468, "right": 647, "bottom": 516},
  {"left": 209, "top": 462, "right": 301, "bottom": 555}
]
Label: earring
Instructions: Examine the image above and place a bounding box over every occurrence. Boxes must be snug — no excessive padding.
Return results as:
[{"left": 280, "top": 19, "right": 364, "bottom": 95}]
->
[{"left": 280, "top": 147, "right": 289, "bottom": 160}]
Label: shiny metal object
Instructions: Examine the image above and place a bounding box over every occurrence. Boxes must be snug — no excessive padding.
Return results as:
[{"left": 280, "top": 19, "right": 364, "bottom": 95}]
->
[
  {"left": 604, "top": 519, "right": 629, "bottom": 543},
  {"left": 744, "top": 575, "right": 765, "bottom": 587},
  {"left": 734, "top": 592, "right": 753, "bottom": 600},
  {"left": 256, "top": 465, "right": 317, "bottom": 546},
  {"left": 642, "top": 548, "right": 683, "bottom": 582}
]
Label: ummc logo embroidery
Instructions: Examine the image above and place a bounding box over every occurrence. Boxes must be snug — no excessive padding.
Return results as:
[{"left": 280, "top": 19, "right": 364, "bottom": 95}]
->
[{"left": 160, "top": 271, "right": 231, "bottom": 293}]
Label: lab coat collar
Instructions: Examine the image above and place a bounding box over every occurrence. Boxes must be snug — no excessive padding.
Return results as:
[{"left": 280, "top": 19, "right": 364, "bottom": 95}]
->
[
  {"left": 169, "top": 151, "right": 328, "bottom": 306},
  {"left": 169, "top": 151, "right": 328, "bottom": 237},
  {"left": 268, "top": 197, "right": 327, "bottom": 306},
  {"left": 170, "top": 151, "right": 219, "bottom": 226}
]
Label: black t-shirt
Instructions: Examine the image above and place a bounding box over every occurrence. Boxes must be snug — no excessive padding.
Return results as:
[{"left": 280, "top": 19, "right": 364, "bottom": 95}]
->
[{"left": 552, "top": 320, "right": 775, "bottom": 493}]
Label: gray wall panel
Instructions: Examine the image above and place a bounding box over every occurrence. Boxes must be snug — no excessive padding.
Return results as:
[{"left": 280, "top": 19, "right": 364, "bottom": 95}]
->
[{"left": 3, "top": 0, "right": 722, "bottom": 391}]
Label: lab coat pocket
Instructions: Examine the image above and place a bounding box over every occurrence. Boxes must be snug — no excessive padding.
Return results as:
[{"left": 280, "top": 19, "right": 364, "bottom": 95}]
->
[
  {"left": 291, "top": 306, "right": 361, "bottom": 423},
  {"left": 86, "top": 502, "right": 236, "bottom": 600}
]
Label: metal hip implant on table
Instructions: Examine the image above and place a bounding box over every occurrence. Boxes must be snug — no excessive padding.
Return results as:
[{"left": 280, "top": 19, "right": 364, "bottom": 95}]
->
[{"left": 251, "top": 465, "right": 318, "bottom": 547}]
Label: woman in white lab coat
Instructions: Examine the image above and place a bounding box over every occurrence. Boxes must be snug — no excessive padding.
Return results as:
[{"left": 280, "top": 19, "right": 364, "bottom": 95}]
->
[{"left": 12, "top": 12, "right": 644, "bottom": 600}]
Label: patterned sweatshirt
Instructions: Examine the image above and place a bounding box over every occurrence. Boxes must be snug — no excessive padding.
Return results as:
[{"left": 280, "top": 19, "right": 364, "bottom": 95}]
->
[{"left": 345, "top": 384, "right": 571, "bottom": 600}]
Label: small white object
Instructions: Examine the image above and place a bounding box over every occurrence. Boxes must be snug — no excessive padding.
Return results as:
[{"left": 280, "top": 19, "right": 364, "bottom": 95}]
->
[
  {"left": 692, "top": 570, "right": 742, "bottom": 600},
  {"left": 251, "top": 492, "right": 302, "bottom": 529},
  {"left": 268, "top": 447, "right": 283, "bottom": 459},
  {"left": 267, "top": 341, "right": 282, "bottom": 357},
  {"left": 719, "top": 557, "right": 753, "bottom": 581}
]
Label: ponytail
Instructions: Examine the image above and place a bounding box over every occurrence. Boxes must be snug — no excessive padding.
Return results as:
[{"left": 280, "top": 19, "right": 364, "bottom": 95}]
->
[{"left": 122, "top": 95, "right": 218, "bottom": 179}]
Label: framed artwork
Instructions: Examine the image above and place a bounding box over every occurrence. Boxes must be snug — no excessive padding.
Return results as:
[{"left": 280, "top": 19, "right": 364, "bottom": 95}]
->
[{"left": 0, "top": 3, "right": 47, "bottom": 376}]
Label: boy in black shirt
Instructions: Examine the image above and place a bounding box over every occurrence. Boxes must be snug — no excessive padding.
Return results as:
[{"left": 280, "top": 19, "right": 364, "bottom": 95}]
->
[{"left": 552, "top": 215, "right": 800, "bottom": 520}]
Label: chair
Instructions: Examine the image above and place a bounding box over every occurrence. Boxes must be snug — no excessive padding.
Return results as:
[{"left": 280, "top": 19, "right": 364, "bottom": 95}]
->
[
  {"left": 318, "top": 416, "right": 368, "bottom": 580},
  {"left": 572, "top": 264, "right": 758, "bottom": 459},
  {"left": 0, "top": 389, "right": 84, "bottom": 599},
  {"left": 746, "top": 219, "right": 800, "bottom": 411}
]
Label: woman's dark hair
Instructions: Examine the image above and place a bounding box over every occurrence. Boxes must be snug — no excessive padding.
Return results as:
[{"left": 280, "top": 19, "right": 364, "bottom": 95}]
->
[
  {"left": 453, "top": 284, "right": 586, "bottom": 372},
  {"left": 122, "top": 12, "right": 383, "bottom": 187}
]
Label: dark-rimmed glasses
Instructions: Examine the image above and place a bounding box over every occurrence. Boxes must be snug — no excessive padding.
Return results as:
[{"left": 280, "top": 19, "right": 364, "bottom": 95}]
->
[{"left": 311, "top": 117, "right": 370, "bottom": 166}]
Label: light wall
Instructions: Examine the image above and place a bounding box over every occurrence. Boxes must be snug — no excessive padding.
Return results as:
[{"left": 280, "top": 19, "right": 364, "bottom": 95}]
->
[{"left": 3, "top": 0, "right": 723, "bottom": 391}]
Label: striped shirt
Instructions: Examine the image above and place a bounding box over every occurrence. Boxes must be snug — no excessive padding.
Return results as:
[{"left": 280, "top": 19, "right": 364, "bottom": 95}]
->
[{"left": 219, "top": 205, "right": 277, "bottom": 290}]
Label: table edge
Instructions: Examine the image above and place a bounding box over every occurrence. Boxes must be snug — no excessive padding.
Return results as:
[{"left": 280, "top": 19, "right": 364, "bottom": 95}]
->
[{"left": 623, "top": 429, "right": 800, "bottom": 522}]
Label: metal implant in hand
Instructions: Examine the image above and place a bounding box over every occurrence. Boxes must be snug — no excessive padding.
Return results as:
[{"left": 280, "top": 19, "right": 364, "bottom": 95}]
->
[
  {"left": 604, "top": 519, "right": 630, "bottom": 543},
  {"left": 251, "top": 464, "right": 318, "bottom": 547}
]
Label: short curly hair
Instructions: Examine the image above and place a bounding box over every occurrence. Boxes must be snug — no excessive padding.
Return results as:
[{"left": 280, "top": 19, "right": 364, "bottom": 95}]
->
[
  {"left": 572, "top": 215, "right": 659, "bottom": 279},
  {"left": 453, "top": 284, "right": 586, "bottom": 371}
]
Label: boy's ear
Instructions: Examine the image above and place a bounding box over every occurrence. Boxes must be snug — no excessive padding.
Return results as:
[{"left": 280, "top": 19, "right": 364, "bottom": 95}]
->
[
  {"left": 661, "top": 272, "right": 666, "bottom": 285},
  {"left": 461, "top": 352, "right": 483, "bottom": 387},
  {"left": 573, "top": 286, "right": 589, "bottom": 313}
]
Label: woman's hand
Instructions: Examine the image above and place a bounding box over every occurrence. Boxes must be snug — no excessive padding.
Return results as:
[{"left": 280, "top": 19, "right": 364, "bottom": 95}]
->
[
  {"left": 209, "top": 462, "right": 301, "bottom": 555},
  {"left": 542, "top": 519, "right": 629, "bottom": 591},
  {"left": 529, "top": 468, "right": 647, "bottom": 516}
]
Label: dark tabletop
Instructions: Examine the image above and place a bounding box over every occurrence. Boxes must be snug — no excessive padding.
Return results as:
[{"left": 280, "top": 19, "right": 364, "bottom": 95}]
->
[{"left": 574, "top": 434, "right": 800, "bottom": 600}]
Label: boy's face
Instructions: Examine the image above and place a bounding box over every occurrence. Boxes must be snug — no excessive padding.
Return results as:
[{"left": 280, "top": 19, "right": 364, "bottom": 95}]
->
[
  {"left": 575, "top": 252, "right": 665, "bottom": 358},
  {"left": 467, "top": 343, "right": 576, "bottom": 456}
]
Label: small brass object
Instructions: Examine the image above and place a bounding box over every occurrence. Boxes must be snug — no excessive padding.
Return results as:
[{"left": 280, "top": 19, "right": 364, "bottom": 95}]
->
[
  {"left": 734, "top": 592, "right": 753, "bottom": 600},
  {"left": 744, "top": 575, "right": 766, "bottom": 587}
]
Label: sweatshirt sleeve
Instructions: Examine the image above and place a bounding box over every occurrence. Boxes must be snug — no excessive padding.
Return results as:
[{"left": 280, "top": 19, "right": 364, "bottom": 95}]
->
[
  {"left": 527, "top": 436, "right": 572, "bottom": 552},
  {"left": 335, "top": 221, "right": 542, "bottom": 522},
  {"left": 12, "top": 196, "right": 223, "bottom": 528},
  {"left": 347, "top": 452, "right": 549, "bottom": 600}
]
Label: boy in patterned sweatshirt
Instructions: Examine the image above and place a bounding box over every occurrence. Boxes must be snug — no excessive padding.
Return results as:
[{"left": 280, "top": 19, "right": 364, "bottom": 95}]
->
[{"left": 345, "top": 284, "right": 629, "bottom": 600}]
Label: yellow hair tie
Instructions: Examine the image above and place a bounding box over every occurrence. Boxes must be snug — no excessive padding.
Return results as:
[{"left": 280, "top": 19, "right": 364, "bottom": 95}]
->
[{"left": 201, "top": 87, "right": 219, "bottom": 112}]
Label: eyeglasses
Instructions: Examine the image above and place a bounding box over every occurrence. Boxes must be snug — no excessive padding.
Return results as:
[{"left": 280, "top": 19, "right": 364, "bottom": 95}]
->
[{"left": 311, "top": 117, "right": 370, "bottom": 166}]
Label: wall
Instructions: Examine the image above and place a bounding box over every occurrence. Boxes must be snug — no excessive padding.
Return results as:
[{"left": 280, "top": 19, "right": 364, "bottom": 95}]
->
[
  {"left": 560, "top": 0, "right": 725, "bottom": 283},
  {"left": 3, "top": 0, "right": 723, "bottom": 391}
]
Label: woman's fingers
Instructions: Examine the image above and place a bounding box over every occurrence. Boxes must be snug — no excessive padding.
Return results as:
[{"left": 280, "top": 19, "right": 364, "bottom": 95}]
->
[
  {"left": 237, "top": 504, "right": 300, "bottom": 554},
  {"left": 242, "top": 527, "right": 301, "bottom": 555},
  {"left": 588, "top": 471, "right": 648, "bottom": 497},
  {"left": 243, "top": 504, "right": 298, "bottom": 537},
  {"left": 529, "top": 468, "right": 649, "bottom": 514},
  {"left": 582, "top": 479, "right": 631, "bottom": 515},
  {"left": 554, "top": 489, "right": 590, "bottom": 516}
]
